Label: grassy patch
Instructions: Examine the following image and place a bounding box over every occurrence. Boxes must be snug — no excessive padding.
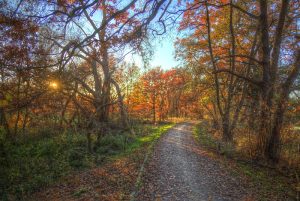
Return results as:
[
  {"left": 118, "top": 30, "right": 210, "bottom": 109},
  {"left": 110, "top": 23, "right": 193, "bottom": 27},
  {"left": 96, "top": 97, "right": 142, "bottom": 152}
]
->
[
  {"left": 0, "top": 123, "right": 174, "bottom": 200},
  {"left": 193, "top": 122, "right": 235, "bottom": 157},
  {"left": 126, "top": 123, "right": 174, "bottom": 153},
  {"left": 193, "top": 122, "right": 217, "bottom": 149},
  {"left": 0, "top": 131, "right": 93, "bottom": 200},
  {"left": 294, "top": 126, "right": 300, "bottom": 130}
]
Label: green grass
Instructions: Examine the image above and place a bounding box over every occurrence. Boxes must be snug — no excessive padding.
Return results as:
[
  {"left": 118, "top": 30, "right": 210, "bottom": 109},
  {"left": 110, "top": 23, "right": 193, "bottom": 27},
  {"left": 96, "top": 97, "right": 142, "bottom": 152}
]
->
[
  {"left": 294, "top": 126, "right": 300, "bottom": 130},
  {"left": 126, "top": 123, "right": 174, "bottom": 152},
  {"left": 193, "top": 122, "right": 217, "bottom": 149},
  {"left": 193, "top": 122, "right": 236, "bottom": 157},
  {"left": 0, "top": 123, "right": 174, "bottom": 200},
  {"left": 0, "top": 131, "right": 92, "bottom": 200},
  {"left": 129, "top": 123, "right": 175, "bottom": 200}
]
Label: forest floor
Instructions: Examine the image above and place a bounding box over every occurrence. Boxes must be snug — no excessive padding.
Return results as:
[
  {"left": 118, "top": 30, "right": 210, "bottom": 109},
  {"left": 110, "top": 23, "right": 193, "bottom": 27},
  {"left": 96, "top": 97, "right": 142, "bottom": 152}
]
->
[
  {"left": 27, "top": 122, "right": 296, "bottom": 201},
  {"left": 29, "top": 150, "right": 144, "bottom": 201},
  {"left": 24, "top": 123, "right": 173, "bottom": 201}
]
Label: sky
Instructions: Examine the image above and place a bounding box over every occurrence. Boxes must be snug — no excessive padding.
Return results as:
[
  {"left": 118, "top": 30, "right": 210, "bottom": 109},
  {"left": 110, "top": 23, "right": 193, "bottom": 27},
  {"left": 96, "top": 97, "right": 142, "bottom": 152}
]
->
[
  {"left": 120, "top": 1, "right": 182, "bottom": 70},
  {"left": 125, "top": 35, "right": 179, "bottom": 70},
  {"left": 6, "top": 0, "right": 182, "bottom": 71},
  {"left": 71, "top": 0, "right": 182, "bottom": 71},
  {"left": 151, "top": 37, "right": 179, "bottom": 69}
]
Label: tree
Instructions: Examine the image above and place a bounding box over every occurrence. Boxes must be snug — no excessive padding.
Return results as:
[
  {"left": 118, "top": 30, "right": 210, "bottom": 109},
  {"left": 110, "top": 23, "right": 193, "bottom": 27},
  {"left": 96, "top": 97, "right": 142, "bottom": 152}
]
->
[{"left": 176, "top": 0, "right": 300, "bottom": 161}]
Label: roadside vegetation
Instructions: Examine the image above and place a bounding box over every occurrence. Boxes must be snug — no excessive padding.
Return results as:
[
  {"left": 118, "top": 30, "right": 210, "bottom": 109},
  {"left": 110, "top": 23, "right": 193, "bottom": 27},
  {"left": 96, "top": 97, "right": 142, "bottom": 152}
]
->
[
  {"left": 0, "top": 122, "right": 174, "bottom": 200},
  {"left": 1, "top": 0, "right": 299, "bottom": 200},
  {"left": 193, "top": 122, "right": 299, "bottom": 200}
]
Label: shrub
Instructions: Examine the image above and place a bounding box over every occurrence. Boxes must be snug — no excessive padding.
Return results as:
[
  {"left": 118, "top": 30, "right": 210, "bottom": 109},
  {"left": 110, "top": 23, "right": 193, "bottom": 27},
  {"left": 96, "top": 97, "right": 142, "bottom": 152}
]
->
[
  {"left": 94, "top": 134, "right": 126, "bottom": 155},
  {"left": 68, "top": 147, "right": 89, "bottom": 168}
]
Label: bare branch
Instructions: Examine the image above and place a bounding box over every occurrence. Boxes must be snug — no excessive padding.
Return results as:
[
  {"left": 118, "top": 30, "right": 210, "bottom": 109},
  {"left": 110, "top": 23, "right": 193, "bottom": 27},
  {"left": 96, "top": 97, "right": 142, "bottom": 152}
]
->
[{"left": 213, "top": 69, "right": 262, "bottom": 86}]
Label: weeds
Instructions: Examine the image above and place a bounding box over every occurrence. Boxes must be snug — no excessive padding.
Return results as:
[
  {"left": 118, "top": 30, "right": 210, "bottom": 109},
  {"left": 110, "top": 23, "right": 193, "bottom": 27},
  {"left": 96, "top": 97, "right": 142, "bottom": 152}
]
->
[
  {"left": 0, "top": 123, "right": 174, "bottom": 200},
  {"left": 193, "top": 122, "right": 297, "bottom": 201}
]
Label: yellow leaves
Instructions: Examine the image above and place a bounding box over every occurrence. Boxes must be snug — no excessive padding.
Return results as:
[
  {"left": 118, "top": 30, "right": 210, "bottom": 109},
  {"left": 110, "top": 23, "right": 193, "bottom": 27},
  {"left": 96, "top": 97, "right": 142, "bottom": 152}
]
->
[
  {"left": 0, "top": 100, "right": 8, "bottom": 107},
  {"left": 200, "top": 96, "right": 210, "bottom": 105},
  {"left": 0, "top": 93, "right": 12, "bottom": 107}
]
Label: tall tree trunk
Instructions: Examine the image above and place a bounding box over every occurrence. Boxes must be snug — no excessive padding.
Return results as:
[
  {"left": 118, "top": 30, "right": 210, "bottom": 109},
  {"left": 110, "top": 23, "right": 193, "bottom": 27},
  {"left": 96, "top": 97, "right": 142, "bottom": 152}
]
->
[
  {"left": 257, "top": 0, "right": 272, "bottom": 155},
  {"left": 205, "top": 2, "right": 224, "bottom": 130},
  {"left": 264, "top": 0, "right": 290, "bottom": 162},
  {"left": 257, "top": 0, "right": 290, "bottom": 161},
  {"left": 266, "top": 49, "right": 300, "bottom": 162},
  {"left": 221, "top": 1, "right": 236, "bottom": 142},
  {"left": 98, "top": 1, "right": 110, "bottom": 123}
]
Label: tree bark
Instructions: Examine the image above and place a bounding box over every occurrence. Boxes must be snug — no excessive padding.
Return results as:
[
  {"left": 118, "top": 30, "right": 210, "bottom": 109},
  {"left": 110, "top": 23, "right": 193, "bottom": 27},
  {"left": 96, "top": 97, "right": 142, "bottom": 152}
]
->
[
  {"left": 266, "top": 49, "right": 300, "bottom": 162},
  {"left": 257, "top": 0, "right": 272, "bottom": 155}
]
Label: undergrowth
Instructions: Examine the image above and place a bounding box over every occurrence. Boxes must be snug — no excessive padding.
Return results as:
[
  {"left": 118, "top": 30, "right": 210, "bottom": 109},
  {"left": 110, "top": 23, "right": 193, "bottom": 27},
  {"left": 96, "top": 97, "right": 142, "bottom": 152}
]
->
[
  {"left": 0, "top": 123, "right": 174, "bottom": 200},
  {"left": 193, "top": 121, "right": 297, "bottom": 201}
]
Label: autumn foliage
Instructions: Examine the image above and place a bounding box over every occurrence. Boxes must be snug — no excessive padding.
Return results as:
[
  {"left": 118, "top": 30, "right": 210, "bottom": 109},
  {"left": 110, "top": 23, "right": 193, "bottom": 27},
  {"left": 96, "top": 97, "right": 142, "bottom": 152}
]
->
[{"left": 0, "top": 0, "right": 299, "bottom": 199}]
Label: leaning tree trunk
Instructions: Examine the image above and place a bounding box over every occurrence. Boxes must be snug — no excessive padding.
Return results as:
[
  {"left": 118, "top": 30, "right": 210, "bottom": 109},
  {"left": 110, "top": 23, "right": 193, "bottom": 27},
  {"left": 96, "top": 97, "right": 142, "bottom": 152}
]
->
[{"left": 111, "top": 79, "right": 131, "bottom": 130}]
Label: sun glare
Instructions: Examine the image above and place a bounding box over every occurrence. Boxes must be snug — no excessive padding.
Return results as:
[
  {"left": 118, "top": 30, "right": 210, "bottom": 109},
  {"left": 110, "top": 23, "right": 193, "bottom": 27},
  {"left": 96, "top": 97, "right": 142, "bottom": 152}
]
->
[{"left": 49, "top": 81, "right": 58, "bottom": 89}]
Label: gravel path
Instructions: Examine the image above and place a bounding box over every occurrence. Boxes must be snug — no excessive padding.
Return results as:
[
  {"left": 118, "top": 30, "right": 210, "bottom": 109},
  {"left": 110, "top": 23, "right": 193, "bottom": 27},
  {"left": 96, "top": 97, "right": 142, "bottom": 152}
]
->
[{"left": 137, "top": 122, "right": 253, "bottom": 201}]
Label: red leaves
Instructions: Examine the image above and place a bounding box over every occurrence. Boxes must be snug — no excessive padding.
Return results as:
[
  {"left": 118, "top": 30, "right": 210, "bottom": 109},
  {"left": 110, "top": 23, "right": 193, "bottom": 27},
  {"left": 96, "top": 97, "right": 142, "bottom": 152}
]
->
[
  {"left": 0, "top": 13, "right": 40, "bottom": 70},
  {"left": 127, "top": 67, "right": 190, "bottom": 120},
  {"left": 219, "top": 0, "right": 229, "bottom": 4},
  {"left": 114, "top": 11, "right": 129, "bottom": 24},
  {"left": 57, "top": 0, "right": 76, "bottom": 7}
]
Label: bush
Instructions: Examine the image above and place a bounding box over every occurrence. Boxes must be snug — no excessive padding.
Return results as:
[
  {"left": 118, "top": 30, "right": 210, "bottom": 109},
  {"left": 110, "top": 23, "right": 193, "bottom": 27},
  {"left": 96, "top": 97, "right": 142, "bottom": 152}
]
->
[
  {"left": 94, "top": 134, "right": 126, "bottom": 155},
  {"left": 0, "top": 131, "right": 90, "bottom": 199},
  {"left": 68, "top": 147, "right": 89, "bottom": 168},
  {"left": 0, "top": 123, "right": 174, "bottom": 199}
]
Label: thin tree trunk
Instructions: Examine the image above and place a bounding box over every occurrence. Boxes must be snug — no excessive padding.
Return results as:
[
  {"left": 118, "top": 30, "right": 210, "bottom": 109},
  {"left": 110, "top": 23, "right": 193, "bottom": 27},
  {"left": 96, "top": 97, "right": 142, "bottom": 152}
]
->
[
  {"left": 152, "top": 94, "right": 156, "bottom": 124},
  {"left": 205, "top": 2, "right": 223, "bottom": 119},
  {"left": 14, "top": 74, "right": 21, "bottom": 136},
  {"left": 231, "top": 26, "right": 259, "bottom": 133},
  {"left": 0, "top": 107, "right": 10, "bottom": 140},
  {"left": 22, "top": 80, "right": 30, "bottom": 134}
]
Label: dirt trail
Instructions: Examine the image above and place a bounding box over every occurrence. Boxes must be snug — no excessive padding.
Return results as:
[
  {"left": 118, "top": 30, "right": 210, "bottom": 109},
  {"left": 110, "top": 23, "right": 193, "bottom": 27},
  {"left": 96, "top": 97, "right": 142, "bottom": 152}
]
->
[{"left": 137, "top": 122, "right": 253, "bottom": 201}]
